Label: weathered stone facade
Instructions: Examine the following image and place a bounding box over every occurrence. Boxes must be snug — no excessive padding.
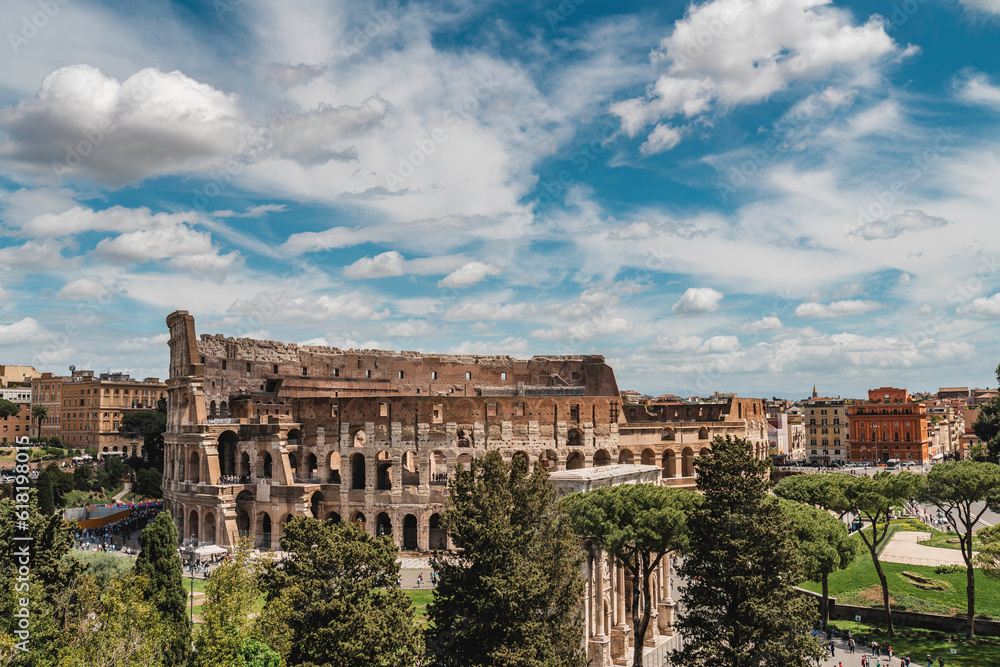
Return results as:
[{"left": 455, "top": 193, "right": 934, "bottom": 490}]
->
[{"left": 162, "top": 310, "right": 766, "bottom": 551}]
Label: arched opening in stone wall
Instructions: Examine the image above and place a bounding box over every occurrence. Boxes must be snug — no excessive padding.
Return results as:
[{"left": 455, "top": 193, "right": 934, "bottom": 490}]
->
[
  {"left": 218, "top": 431, "right": 238, "bottom": 477},
  {"left": 567, "top": 428, "right": 582, "bottom": 447},
  {"left": 538, "top": 449, "right": 557, "bottom": 472},
  {"left": 431, "top": 451, "right": 447, "bottom": 484},
  {"left": 260, "top": 513, "right": 272, "bottom": 548},
  {"left": 375, "top": 512, "right": 392, "bottom": 538},
  {"left": 682, "top": 447, "right": 695, "bottom": 477},
  {"left": 401, "top": 451, "right": 419, "bottom": 486},
  {"left": 593, "top": 449, "right": 611, "bottom": 467},
  {"left": 287, "top": 429, "right": 302, "bottom": 446},
  {"left": 457, "top": 429, "right": 471, "bottom": 448},
  {"left": 288, "top": 453, "right": 298, "bottom": 479},
  {"left": 376, "top": 451, "right": 392, "bottom": 490},
  {"left": 566, "top": 451, "right": 584, "bottom": 470},
  {"left": 700, "top": 447, "right": 711, "bottom": 465},
  {"left": 457, "top": 453, "right": 472, "bottom": 469},
  {"left": 641, "top": 448, "right": 655, "bottom": 466},
  {"left": 662, "top": 450, "right": 676, "bottom": 478},
  {"left": 351, "top": 453, "right": 366, "bottom": 489},
  {"left": 306, "top": 453, "right": 318, "bottom": 482},
  {"left": 353, "top": 429, "right": 367, "bottom": 448},
  {"left": 403, "top": 514, "right": 418, "bottom": 550},
  {"left": 209, "top": 400, "right": 217, "bottom": 418},
  {"left": 327, "top": 511, "right": 341, "bottom": 523},
  {"left": 352, "top": 511, "right": 366, "bottom": 528},
  {"left": 328, "top": 451, "right": 342, "bottom": 484},
  {"left": 189, "top": 451, "right": 200, "bottom": 484},
  {"left": 618, "top": 449, "right": 634, "bottom": 465},
  {"left": 188, "top": 510, "right": 199, "bottom": 542},
  {"left": 698, "top": 427, "right": 709, "bottom": 440},
  {"left": 661, "top": 428, "right": 675, "bottom": 441},
  {"left": 203, "top": 512, "right": 216, "bottom": 544},
  {"left": 220, "top": 400, "right": 229, "bottom": 418},
  {"left": 429, "top": 513, "right": 446, "bottom": 550},
  {"left": 238, "top": 510, "right": 251, "bottom": 538},
  {"left": 310, "top": 491, "right": 324, "bottom": 519},
  {"left": 258, "top": 451, "right": 272, "bottom": 479}
]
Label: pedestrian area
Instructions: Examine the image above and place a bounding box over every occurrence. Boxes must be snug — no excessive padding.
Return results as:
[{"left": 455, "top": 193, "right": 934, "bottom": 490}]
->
[{"left": 880, "top": 532, "right": 971, "bottom": 567}]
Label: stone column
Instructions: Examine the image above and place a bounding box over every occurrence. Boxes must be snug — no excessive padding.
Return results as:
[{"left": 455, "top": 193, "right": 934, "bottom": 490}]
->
[
  {"left": 611, "top": 565, "right": 630, "bottom": 665},
  {"left": 588, "top": 546, "right": 611, "bottom": 666},
  {"left": 658, "top": 555, "right": 676, "bottom": 636}
]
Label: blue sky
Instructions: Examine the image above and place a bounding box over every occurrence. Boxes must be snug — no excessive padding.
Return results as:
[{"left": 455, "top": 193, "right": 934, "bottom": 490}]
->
[{"left": 0, "top": 0, "right": 999, "bottom": 399}]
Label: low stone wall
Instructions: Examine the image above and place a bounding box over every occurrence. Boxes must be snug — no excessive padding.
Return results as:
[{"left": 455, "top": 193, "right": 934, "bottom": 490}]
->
[{"left": 796, "top": 587, "right": 1000, "bottom": 636}]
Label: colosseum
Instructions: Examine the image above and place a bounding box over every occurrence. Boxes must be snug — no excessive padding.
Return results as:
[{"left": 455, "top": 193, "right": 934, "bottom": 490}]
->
[{"left": 162, "top": 310, "right": 769, "bottom": 550}]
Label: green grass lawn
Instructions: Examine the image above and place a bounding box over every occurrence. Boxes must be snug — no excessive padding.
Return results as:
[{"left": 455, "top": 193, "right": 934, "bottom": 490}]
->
[
  {"left": 831, "top": 620, "right": 1000, "bottom": 666},
  {"left": 802, "top": 532, "right": 1000, "bottom": 617},
  {"left": 405, "top": 589, "right": 434, "bottom": 626},
  {"left": 919, "top": 529, "right": 981, "bottom": 552},
  {"left": 62, "top": 485, "right": 124, "bottom": 508}
]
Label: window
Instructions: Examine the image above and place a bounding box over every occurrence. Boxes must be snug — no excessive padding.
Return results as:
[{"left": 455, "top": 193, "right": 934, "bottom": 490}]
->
[
  {"left": 834, "top": 449, "right": 840, "bottom": 455},
  {"left": 432, "top": 405, "right": 443, "bottom": 424},
  {"left": 465, "top": 372, "right": 472, "bottom": 380},
  {"left": 501, "top": 372, "right": 507, "bottom": 381},
  {"left": 570, "top": 404, "right": 580, "bottom": 422},
  {"left": 302, "top": 367, "right": 308, "bottom": 376},
  {"left": 515, "top": 402, "right": 524, "bottom": 416},
  {"left": 365, "top": 370, "right": 372, "bottom": 379},
  {"left": 572, "top": 372, "right": 579, "bottom": 381},
  {"left": 487, "top": 402, "right": 498, "bottom": 417},
  {"left": 273, "top": 364, "right": 279, "bottom": 374},
  {"left": 246, "top": 362, "right": 252, "bottom": 372},
  {"left": 379, "top": 402, "right": 388, "bottom": 417},
  {"left": 431, "top": 371, "right": 437, "bottom": 380},
  {"left": 222, "top": 360, "right": 227, "bottom": 370},
  {"left": 333, "top": 368, "right": 340, "bottom": 377}
]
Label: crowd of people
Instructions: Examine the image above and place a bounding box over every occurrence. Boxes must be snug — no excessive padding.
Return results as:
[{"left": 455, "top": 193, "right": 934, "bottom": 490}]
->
[
  {"left": 72, "top": 501, "right": 163, "bottom": 553},
  {"left": 219, "top": 474, "right": 251, "bottom": 485}
]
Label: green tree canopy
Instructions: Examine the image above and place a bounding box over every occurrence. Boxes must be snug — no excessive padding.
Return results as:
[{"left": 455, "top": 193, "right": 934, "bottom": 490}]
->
[
  {"left": 31, "top": 404, "right": 49, "bottom": 435},
  {"left": 260, "top": 516, "right": 421, "bottom": 667},
  {"left": 773, "top": 472, "right": 852, "bottom": 517},
  {"left": 672, "top": 436, "right": 823, "bottom": 667},
  {"left": 134, "top": 511, "right": 189, "bottom": 665},
  {"left": 195, "top": 537, "right": 276, "bottom": 667},
  {"left": 925, "top": 460, "right": 1000, "bottom": 638},
  {"left": 36, "top": 470, "right": 55, "bottom": 515},
  {"left": 779, "top": 498, "right": 860, "bottom": 625},
  {"left": 118, "top": 410, "right": 167, "bottom": 468},
  {"left": 427, "top": 451, "right": 586, "bottom": 667},
  {"left": 0, "top": 399, "right": 20, "bottom": 420},
  {"left": 565, "top": 483, "right": 697, "bottom": 667}
]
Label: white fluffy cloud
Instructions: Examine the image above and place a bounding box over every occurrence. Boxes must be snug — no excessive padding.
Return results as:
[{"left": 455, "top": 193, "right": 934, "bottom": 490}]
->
[
  {"left": 794, "top": 300, "right": 883, "bottom": 318},
  {"left": 343, "top": 251, "right": 406, "bottom": 279},
  {"left": 55, "top": 278, "right": 116, "bottom": 301},
  {"left": 954, "top": 70, "right": 1000, "bottom": 111},
  {"left": 20, "top": 205, "right": 195, "bottom": 237},
  {"left": 849, "top": 209, "right": 950, "bottom": 241},
  {"left": 958, "top": 0, "right": 1000, "bottom": 15},
  {"left": 0, "top": 318, "right": 46, "bottom": 345},
  {"left": 742, "top": 316, "right": 783, "bottom": 333},
  {"left": 673, "top": 287, "right": 723, "bottom": 315},
  {"left": 94, "top": 223, "right": 239, "bottom": 275},
  {"left": 532, "top": 317, "right": 633, "bottom": 341},
  {"left": 0, "top": 65, "right": 258, "bottom": 185},
  {"left": 443, "top": 302, "right": 534, "bottom": 321},
  {"left": 957, "top": 294, "right": 1000, "bottom": 318},
  {"left": 438, "top": 262, "right": 502, "bottom": 288},
  {"left": 612, "top": 0, "right": 900, "bottom": 150}
]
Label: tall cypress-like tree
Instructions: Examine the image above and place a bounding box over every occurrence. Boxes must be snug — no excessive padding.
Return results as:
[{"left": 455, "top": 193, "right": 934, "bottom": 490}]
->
[
  {"left": 134, "top": 511, "right": 189, "bottom": 665},
  {"left": 36, "top": 471, "right": 55, "bottom": 515},
  {"left": 426, "top": 451, "right": 586, "bottom": 667},
  {"left": 672, "top": 436, "right": 823, "bottom": 667}
]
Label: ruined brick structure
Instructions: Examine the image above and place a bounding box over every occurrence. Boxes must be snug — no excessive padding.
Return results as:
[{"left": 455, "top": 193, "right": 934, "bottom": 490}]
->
[{"left": 162, "top": 311, "right": 766, "bottom": 551}]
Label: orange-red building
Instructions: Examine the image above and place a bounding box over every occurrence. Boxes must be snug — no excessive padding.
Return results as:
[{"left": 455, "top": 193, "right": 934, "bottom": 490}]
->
[{"left": 848, "top": 387, "right": 929, "bottom": 464}]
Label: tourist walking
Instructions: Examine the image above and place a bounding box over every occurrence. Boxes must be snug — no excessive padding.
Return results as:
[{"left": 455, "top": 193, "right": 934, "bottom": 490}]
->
[{"left": 848, "top": 637, "right": 855, "bottom": 653}]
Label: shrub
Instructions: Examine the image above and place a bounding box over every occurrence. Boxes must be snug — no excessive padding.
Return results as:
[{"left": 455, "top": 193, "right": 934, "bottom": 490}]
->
[{"left": 935, "top": 564, "right": 966, "bottom": 574}]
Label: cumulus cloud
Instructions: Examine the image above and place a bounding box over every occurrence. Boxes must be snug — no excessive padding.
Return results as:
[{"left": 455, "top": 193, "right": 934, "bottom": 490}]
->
[
  {"left": 650, "top": 334, "right": 704, "bottom": 353},
  {"left": 0, "top": 318, "right": 46, "bottom": 345},
  {"left": 849, "top": 209, "right": 950, "bottom": 240},
  {"left": 742, "top": 316, "right": 783, "bottom": 333},
  {"left": 438, "top": 262, "right": 502, "bottom": 288},
  {"left": 282, "top": 227, "right": 375, "bottom": 254},
  {"left": 448, "top": 337, "right": 531, "bottom": 356},
  {"left": 270, "top": 96, "right": 390, "bottom": 164},
  {"left": 611, "top": 0, "right": 900, "bottom": 148},
  {"left": 957, "top": 293, "right": 1000, "bottom": 318},
  {"left": 343, "top": 251, "right": 406, "bottom": 279},
  {"left": 93, "top": 223, "right": 240, "bottom": 276},
  {"left": 116, "top": 333, "right": 170, "bottom": 352},
  {"left": 672, "top": 287, "right": 723, "bottom": 315},
  {"left": 211, "top": 204, "right": 288, "bottom": 218},
  {"left": 55, "top": 278, "right": 116, "bottom": 301},
  {"left": 794, "top": 300, "right": 883, "bottom": 318},
  {"left": 0, "top": 65, "right": 258, "bottom": 186},
  {"left": 700, "top": 335, "right": 741, "bottom": 354},
  {"left": 0, "top": 239, "right": 70, "bottom": 271}
]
